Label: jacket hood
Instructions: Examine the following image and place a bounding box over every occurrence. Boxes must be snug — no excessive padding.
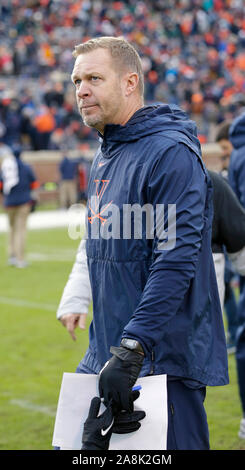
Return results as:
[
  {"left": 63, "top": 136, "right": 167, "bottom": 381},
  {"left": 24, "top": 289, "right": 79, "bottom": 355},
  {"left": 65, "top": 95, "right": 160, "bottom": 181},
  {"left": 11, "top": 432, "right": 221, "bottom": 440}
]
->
[
  {"left": 229, "top": 111, "right": 245, "bottom": 149},
  {"left": 101, "top": 103, "right": 201, "bottom": 158}
]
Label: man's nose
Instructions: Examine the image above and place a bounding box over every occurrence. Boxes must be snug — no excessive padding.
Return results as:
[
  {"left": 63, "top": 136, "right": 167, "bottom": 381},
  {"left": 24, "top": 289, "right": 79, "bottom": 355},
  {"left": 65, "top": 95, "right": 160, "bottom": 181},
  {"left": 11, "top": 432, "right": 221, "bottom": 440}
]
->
[{"left": 77, "top": 81, "right": 91, "bottom": 98}]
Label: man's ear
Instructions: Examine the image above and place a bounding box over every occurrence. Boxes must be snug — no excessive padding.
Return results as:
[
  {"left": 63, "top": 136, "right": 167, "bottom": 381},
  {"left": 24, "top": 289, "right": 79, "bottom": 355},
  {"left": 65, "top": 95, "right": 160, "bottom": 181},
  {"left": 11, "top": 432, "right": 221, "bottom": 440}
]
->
[{"left": 124, "top": 72, "right": 139, "bottom": 97}]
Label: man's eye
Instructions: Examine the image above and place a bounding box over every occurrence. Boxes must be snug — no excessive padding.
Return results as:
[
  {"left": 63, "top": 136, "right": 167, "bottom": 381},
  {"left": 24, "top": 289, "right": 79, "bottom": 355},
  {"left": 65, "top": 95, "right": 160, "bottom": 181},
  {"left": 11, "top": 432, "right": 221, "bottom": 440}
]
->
[
  {"left": 74, "top": 79, "right": 81, "bottom": 86},
  {"left": 91, "top": 76, "right": 100, "bottom": 82}
]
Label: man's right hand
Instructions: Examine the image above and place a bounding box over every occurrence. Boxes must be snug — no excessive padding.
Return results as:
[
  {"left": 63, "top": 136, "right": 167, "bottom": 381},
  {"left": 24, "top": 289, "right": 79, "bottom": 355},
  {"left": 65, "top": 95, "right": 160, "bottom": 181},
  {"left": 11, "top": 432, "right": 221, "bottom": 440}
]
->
[
  {"left": 99, "top": 346, "right": 144, "bottom": 412},
  {"left": 60, "top": 313, "right": 87, "bottom": 341}
]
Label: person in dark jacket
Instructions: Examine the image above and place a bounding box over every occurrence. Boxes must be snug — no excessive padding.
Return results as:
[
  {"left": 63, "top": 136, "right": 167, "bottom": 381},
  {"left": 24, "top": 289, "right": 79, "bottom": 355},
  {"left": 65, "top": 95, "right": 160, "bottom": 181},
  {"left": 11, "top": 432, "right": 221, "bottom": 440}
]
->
[
  {"left": 209, "top": 170, "right": 245, "bottom": 346},
  {"left": 228, "top": 113, "right": 245, "bottom": 439},
  {"left": 0, "top": 145, "right": 39, "bottom": 268},
  {"left": 59, "top": 153, "right": 78, "bottom": 209},
  {"left": 215, "top": 121, "right": 239, "bottom": 354},
  {"left": 215, "top": 121, "right": 233, "bottom": 180},
  {"left": 209, "top": 170, "right": 245, "bottom": 256},
  {"left": 62, "top": 36, "right": 229, "bottom": 450}
]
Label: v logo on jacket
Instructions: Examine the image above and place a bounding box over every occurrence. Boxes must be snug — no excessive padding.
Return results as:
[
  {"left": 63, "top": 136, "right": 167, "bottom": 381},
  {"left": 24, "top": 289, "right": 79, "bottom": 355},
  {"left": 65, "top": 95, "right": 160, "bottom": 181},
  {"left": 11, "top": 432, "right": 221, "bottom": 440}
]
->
[{"left": 88, "top": 179, "right": 112, "bottom": 225}]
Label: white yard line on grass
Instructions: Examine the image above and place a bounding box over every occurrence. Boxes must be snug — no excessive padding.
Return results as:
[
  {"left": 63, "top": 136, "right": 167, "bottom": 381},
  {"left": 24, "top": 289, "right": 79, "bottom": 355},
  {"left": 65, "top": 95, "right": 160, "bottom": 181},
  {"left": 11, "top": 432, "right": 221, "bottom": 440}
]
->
[
  {"left": 0, "top": 296, "right": 57, "bottom": 311},
  {"left": 0, "top": 208, "right": 86, "bottom": 232},
  {"left": 10, "top": 399, "right": 56, "bottom": 417},
  {"left": 27, "top": 252, "right": 75, "bottom": 262}
]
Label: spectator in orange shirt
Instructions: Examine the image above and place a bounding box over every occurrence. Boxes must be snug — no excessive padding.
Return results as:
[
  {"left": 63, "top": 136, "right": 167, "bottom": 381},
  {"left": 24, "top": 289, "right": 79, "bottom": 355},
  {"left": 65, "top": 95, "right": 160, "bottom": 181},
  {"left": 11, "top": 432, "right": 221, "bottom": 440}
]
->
[{"left": 33, "top": 105, "right": 56, "bottom": 150}]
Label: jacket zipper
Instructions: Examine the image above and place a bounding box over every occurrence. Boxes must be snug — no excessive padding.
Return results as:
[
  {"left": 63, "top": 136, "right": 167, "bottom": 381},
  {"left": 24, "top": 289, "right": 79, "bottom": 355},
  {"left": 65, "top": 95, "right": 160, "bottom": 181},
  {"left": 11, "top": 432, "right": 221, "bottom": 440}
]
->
[{"left": 150, "top": 350, "right": 154, "bottom": 374}]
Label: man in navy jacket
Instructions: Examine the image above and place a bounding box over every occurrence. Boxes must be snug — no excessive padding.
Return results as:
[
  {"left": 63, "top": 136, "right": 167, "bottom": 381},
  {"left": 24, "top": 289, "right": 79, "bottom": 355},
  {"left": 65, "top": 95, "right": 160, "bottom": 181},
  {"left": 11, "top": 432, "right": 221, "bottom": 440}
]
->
[
  {"left": 229, "top": 113, "right": 245, "bottom": 439},
  {"left": 0, "top": 145, "right": 39, "bottom": 268},
  {"left": 63, "top": 36, "right": 229, "bottom": 449}
]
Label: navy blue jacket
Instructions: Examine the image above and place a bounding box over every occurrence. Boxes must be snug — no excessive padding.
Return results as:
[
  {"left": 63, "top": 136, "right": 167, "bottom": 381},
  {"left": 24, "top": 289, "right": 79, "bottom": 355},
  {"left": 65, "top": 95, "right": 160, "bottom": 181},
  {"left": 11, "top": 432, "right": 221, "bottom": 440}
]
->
[
  {"left": 229, "top": 111, "right": 245, "bottom": 335},
  {"left": 59, "top": 157, "right": 77, "bottom": 181},
  {"left": 82, "top": 104, "right": 228, "bottom": 386},
  {"left": 0, "top": 158, "right": 38, "bottom": 207},
  {"left": 209, "top": 170, "right": 245, "bottom": 254},
  {"left": 229, "top": 112, "right": 245, "bottom": 208}
]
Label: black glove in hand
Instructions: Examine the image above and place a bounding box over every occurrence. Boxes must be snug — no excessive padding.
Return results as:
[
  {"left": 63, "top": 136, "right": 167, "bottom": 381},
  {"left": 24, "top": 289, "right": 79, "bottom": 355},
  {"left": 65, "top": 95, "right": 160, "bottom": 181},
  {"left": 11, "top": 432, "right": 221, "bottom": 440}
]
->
[
  {"left": 99, "top": 346, "right": 144, "bottom": 412},
  {"left": 112, "top": 389, "right": 146, "bottom": 434},
  {"left": 82, "top": 397, "right": 114, "bottom": 450},
  {"left": 113, "top": 409, "right": 146, "bottom": 433}
]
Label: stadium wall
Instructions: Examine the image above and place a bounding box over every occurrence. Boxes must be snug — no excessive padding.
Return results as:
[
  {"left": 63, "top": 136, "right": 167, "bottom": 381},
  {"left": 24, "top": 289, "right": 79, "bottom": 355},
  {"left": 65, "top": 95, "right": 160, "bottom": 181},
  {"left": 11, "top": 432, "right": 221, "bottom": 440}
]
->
[{"left": 1, "top": 144, "right": 222, "bottom": 205}]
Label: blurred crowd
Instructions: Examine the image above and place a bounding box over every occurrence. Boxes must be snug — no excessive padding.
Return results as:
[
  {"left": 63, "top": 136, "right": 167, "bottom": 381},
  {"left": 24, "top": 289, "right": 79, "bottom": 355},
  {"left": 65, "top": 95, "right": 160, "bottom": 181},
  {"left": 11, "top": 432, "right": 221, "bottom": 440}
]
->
[{"left": 1, "top": 0, "right": 245, "bottom": 151}]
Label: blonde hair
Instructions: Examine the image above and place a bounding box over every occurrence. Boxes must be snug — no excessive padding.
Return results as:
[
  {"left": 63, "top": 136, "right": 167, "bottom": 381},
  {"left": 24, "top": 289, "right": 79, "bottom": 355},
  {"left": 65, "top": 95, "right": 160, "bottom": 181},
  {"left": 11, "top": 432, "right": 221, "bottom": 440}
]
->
[{"left": 72, "top": 36, "right": 144, "bottom": 97}]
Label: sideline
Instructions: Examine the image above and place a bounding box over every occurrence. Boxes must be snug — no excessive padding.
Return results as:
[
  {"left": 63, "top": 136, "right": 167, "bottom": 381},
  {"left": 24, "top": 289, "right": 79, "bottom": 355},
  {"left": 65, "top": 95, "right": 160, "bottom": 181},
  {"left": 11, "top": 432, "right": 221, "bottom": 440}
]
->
[
  {"left": 10, "top": 399, "right": 56, "bottom": 417},
  {"left": 0, "top": 208, "right": 86, "bottom": 233},
  {"left": 0, "top": 296, "right": 57, "bottom": 311}
]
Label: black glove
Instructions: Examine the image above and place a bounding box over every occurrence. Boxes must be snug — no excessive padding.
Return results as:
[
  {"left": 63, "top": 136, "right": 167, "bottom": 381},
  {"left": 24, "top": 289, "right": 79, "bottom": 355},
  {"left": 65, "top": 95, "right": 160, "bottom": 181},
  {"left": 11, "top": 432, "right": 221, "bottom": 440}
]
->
[
  {"left": 82, "top": 397, "right": 114, "bottom": 450},
  {"left": 99, "top": 346, "right": 144, "bottom": 412},
  {"left": 112, "top": 389, "right": 146, "bottom": 434}
]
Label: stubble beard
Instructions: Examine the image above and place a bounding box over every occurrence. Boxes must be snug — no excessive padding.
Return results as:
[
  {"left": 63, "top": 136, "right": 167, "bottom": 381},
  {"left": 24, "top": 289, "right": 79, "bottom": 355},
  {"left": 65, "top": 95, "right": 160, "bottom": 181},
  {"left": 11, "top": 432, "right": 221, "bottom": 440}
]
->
[
  {"left": 79, "top": 88, "right": 124, "bottom": 133},
  {"left": 80, "top": 108, "right": 104, "bottom": 132}
]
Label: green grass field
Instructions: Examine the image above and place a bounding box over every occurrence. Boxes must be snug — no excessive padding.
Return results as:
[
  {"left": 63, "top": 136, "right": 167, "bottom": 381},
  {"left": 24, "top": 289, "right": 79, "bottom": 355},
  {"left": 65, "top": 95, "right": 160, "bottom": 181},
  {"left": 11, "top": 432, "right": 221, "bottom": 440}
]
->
[{"left": 0, "top": 227, "right": 244, "bottom": 450}]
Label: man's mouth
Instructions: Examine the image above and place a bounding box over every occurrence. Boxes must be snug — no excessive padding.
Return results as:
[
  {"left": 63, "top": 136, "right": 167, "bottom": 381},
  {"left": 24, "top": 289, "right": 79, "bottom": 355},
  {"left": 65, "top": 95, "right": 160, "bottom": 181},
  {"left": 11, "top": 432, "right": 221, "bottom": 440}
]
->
[{"left": 81, "top": 104, "right": 98, "bottom": 110}]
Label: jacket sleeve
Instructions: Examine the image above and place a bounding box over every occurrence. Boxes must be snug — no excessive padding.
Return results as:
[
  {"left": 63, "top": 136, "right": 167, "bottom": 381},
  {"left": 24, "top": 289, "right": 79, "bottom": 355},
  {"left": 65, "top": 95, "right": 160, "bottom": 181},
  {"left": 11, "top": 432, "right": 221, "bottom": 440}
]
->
[
  {"left": 122, "top": 143, "right": 209, "bottom": 355},
  {"left": 229, "top": 151, "right": 245, "bottom": 208},
  {"left": 56, "top": 239, "right": 92, "bottom": 319},
  {"left": 215, "top": 174, "right": 245, "bottom": 253}
]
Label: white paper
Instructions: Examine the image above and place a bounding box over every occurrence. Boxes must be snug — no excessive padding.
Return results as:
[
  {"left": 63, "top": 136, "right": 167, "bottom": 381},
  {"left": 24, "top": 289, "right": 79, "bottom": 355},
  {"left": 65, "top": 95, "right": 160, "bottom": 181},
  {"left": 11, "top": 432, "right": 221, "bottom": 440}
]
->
[{"left": 52, "top": 372, "right": 167, "bottom": 450}]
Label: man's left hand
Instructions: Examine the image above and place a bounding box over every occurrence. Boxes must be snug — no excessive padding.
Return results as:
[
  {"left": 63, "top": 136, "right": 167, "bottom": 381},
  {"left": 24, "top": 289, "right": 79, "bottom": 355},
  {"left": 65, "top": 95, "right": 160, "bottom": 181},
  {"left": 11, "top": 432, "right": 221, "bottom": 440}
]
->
[{"left": 82, "top": 397, "right": 114, "bottom": 450}]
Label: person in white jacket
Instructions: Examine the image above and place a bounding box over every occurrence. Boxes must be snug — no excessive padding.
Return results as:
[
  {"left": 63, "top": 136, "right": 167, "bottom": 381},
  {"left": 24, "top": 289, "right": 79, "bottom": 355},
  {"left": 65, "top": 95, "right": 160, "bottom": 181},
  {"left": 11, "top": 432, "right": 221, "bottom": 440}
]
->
[{"left": 56, "top": 239, "right": 92, "bottom": 340}]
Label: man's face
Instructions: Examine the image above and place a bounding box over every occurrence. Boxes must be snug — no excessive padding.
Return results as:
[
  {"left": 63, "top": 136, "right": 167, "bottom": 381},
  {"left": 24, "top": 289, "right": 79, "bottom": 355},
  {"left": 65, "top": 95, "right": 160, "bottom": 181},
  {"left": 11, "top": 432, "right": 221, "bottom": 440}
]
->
[
  {"left": 218, "top": 139, "right": 233, "bottom": 159},
  {"left": 71, "top": 49, "right": 125, "bottom": 133},
  {"left": 218, "top": 139, "right": 233, "bottom": 169}
]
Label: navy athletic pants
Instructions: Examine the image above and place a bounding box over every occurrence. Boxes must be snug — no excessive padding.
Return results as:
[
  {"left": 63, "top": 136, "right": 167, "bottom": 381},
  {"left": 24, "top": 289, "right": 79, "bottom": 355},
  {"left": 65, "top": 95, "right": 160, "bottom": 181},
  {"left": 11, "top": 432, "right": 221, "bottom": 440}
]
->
[
  {"left": 166, "top": 380, "right": 209, "bottom": 450},
  {"left": 236, "top": 276, "right": 245, "bottom": 416}
]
